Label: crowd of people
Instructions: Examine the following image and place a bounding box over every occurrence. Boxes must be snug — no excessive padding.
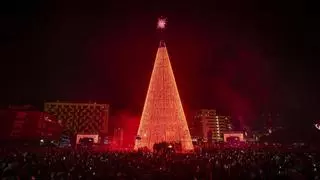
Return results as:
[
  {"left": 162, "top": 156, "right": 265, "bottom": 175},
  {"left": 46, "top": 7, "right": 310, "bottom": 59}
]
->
[{"left": 0, "top": 145, "right": 320, "bottom": 179}]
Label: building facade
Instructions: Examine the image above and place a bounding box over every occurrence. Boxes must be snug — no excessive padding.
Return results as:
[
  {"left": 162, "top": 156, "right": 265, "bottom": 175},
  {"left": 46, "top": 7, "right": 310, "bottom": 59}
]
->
[
  {"left": 44, "top": 102, "right": 109, "bottom": 135},
  {"left": 0, "top": 105, "right": 62, "bottom": 140},
  {"left": 194, "top": 109, "right": 232, "bottom": 142}
]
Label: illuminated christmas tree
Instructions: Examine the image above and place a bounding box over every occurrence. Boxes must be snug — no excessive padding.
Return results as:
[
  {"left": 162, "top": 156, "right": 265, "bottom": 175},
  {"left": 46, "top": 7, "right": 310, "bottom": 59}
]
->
[{"left": 135, "top": 18, "right": 194, "bottom": 151}]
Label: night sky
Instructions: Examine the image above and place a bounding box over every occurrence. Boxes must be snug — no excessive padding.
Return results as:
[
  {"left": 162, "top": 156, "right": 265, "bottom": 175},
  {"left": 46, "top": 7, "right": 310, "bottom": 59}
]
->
[{"left": 1, "top": 1, "right": 318, "bottom": 127}]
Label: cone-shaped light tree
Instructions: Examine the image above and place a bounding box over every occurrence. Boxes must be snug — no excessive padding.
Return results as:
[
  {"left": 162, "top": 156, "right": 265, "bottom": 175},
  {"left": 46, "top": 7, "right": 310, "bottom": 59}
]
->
[{"left": 135, "top": 21, "right": 194, "bottom": 151}]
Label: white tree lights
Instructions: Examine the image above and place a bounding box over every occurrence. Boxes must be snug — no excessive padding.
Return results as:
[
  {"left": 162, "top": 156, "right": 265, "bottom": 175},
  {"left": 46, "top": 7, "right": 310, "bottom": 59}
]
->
[{"left": 134, "top": 41, "right": 194, "bottom": 151}]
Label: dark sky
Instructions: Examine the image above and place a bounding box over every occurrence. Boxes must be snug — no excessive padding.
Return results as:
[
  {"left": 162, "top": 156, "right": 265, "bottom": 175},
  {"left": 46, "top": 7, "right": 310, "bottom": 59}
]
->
[{"left": 0, "top": 1, "right": 318, "bottom": 126}]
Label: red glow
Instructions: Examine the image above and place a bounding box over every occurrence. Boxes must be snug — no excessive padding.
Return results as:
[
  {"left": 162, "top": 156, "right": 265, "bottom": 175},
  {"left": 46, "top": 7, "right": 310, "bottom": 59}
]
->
[
  {"left": 135, "top": 41, "right": 194, "bottom": 151},
  {"left": 112, "top": 111, "right": 140, "bottom": 148}
]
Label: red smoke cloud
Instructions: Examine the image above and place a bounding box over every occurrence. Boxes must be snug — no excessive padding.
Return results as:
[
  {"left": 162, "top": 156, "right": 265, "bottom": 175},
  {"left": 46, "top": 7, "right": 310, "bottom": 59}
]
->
[
  {"left": 209, "top": 44, "right": 271, "bottom": 126},
  {"left": 111, "top": 110, "right": 140, "bottom": 148}
]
